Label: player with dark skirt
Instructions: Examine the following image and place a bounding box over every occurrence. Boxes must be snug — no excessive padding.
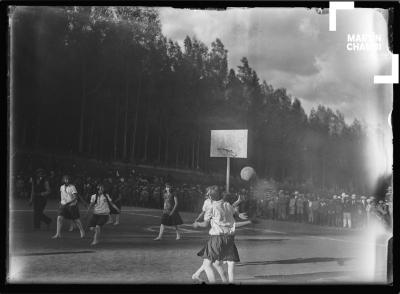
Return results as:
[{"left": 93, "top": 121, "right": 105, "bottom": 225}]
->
[
  {"left": 154, "top": 183, "right": 183, "bottom": 240},
  {"left": 193, "top": 185, "right": 251, "bottom": 284},
  {"left": 68, "top": 189, "right": 89, "bottom": 232},
  {"left": 52, "top": 175, "right": 85, "bottom": 239},
  {"left": 87, "top": 184, "right": 120, "bottom": 245},
  {"left": 191, "top": 188, "right": 248, "bottom": 282}
]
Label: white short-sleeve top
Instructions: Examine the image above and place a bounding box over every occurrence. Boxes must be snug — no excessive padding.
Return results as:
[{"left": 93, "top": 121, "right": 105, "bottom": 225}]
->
[
  {"left": 202, "top": 198, "right": 212, "bottom": 212},
  {"left": 204, "top": 199, "right": 236, "bottom": 236},
  {"left": 60, "top": 184, "right": 78, "bottom": 205}
]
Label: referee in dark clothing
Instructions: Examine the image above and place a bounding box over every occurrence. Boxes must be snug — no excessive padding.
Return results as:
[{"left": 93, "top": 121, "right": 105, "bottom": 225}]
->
[{"left": 30, "top": 168, "right": 52, "bottom": 230}]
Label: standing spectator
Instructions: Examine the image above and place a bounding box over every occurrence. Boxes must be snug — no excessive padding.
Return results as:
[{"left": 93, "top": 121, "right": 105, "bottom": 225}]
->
[
  {"left": 261, "top": 195, "right": 269, "bottom": 218},
  {"left": 288, "top": 192, "right": 297, "bottom": 221},
  {"left": 366, "top": 198, "right": 374, "bottom": 226},
  {"left": 103, "top": 177, "right": 113, "bottom": 196},
  {"left": 120, "top": 177, "right": 131, "bottom": 206},
  {"left": 295, "top": 194, "right": 304, "bottom": 222},
  {"left": 376, "top": 200, "right": 390, "bottom": 229},
  {"left": 310, "top": 197, "right": 319, "bottom": 224},
  {"left": 357, "top": 196, "right": 367, "bottom": 228},
  {"left": 319, "top": 198, "right": 328, "bottom": 226},
  {"left": 48, "top": 170, "right": 58, "bottom": 199},
  {"left": 133, "top": 187, "right": 139, "bottom": 206},
  {"left": 386, "top": 187, "right": 393, "bottom": 228},
  {"left": 303, "top": 194, "right": 310, "bottom": 223},
  {"left": 267, "top": 197, "right": 274, "bottom": 220},
  {"left": 284, "top": 192, "right": 290, "bottom": 220},
  {"left": 273, "top": 195, "right": 279, "bottom": 220},
  {"left": 342, "top": 195, "right": 352, "bottom": 228},
  {"left": 350, "top": 194, "right": 358, "bottom": 228},
  {"left": 256, "top": 197, "right": 263, "bottom": 218},
  {"left": 151, "top": 185, "right": 161, "bottom": 208},
  {"left": 334, "top": 195, "right": 344, "bottom": 227},
  {"left": 327, "top": 196, "right": 336, "bottom": 226},
  {"left": 30, "top": 168, "right": 52, "bottom": 230},
  {"left": 277, "top": 190, "right": 286, "bottom": 220}
]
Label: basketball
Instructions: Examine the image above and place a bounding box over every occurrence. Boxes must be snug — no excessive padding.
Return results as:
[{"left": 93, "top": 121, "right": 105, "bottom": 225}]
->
[{"left": 240, "top": 166, "right": 256, "bottom": 181}]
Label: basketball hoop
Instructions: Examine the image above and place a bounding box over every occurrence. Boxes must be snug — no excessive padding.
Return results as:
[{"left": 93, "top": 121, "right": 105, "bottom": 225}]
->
[
  {"left": 217, "top": 148, "right": 237, "bottom": 158},
  {"left": 210, "top": 130, "right": 248, "bottom": 192}
]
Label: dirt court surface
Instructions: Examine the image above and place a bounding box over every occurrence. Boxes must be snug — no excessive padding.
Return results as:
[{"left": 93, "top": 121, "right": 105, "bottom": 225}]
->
[{"left": 8, "top": 200, "right": 390, "bottom": 284}]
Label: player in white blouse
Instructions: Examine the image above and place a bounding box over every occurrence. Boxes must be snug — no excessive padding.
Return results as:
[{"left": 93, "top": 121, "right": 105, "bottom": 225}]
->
[{"left": 52, "top": 175, "right": 85, "bottom": 239}]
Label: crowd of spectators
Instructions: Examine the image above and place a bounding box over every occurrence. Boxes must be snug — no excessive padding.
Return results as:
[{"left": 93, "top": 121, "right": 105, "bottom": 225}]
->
[
  {"left": 250, "top": 189, "right": 392, "bottom": 229},
  {"left": 13, "top": 161, "right": 392, "bottom": 230},
  {"left": 13, "top": 166, "right": 214, "bottom": 213}
]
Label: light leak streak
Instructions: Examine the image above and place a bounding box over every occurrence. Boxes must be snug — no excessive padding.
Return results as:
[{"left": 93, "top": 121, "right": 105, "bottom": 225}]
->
[{"left": 358, "top": 218, "right": 391, "bottom": 282}]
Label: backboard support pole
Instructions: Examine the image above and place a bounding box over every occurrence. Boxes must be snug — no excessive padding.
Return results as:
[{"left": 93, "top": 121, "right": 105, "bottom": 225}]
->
[{"left": 226, "top": 157, "right": 230, "bottom": 193}]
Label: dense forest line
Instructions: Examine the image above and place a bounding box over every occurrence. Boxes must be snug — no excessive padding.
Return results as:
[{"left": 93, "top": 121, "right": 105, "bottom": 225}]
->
[{"left": 11, "top": 6, "right": 373, "bottom": 194}]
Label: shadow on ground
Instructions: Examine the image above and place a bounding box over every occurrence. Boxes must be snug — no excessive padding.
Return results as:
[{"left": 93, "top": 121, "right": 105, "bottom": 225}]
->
[
  {"left": 14, "top": 250, "right": 95, "bottom": 256},
  {"left": 237, "top": 257, "right": 353, "bottom": 267}
]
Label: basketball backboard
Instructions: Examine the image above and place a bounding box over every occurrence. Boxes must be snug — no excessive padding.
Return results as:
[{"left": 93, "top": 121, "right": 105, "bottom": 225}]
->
[{"left": 210, "top": 129, "right": 248, "bottom": 158}]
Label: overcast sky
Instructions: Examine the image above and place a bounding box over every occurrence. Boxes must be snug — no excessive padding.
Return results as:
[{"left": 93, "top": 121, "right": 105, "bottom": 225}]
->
[{"left": 158, "top": 7, "right": 393, "bottom": 129}]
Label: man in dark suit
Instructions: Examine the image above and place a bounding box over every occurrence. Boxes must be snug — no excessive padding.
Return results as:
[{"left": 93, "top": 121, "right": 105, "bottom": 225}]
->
[{"left": 30, "top": 168, "right": 52, "bottom": 230}]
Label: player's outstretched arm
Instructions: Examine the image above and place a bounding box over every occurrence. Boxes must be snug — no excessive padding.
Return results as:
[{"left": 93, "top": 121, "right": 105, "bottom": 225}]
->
[
  {"left": 238, "top": 212, "right": 248, "bottom": 220},
  {"left": 232, "top": 195, "right": 242, "bottom": 208},
  {"left": 195, "top": 211, "right": 205, "bottom": 222},
  {"left": 234, "top": 220, "right": 252, "bottom": 228},
  {"left": 193, "top": 220, "right": 210, "bottom": 228}
]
